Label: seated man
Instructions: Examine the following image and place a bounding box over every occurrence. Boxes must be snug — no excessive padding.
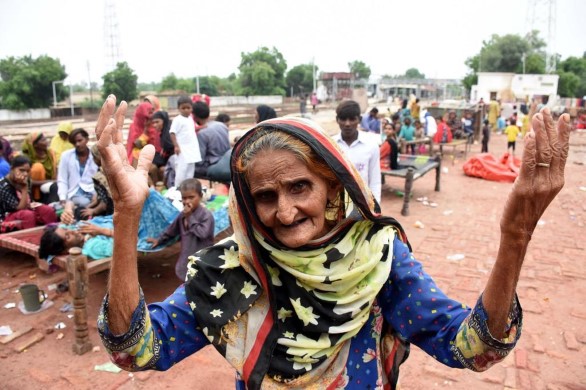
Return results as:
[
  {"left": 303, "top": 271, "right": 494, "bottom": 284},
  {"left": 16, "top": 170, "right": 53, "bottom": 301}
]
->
[
  {"left": 39, "top": 189, "right": 179, "bottom": 261},
  {"left": 57, "top": 129, "right": 98, "bottom": 213},
  {"left": 191, "top": 102, "right": 230, "bottom": 179},
  {"left": 360, "top": 107, "right": 381, "bottom": 133}
]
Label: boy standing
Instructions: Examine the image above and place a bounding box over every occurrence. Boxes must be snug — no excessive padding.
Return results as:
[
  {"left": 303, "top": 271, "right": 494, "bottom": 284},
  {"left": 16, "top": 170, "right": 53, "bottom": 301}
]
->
[
  {"left": 147, "top": 178, "right": 214, "bottom": 281},
  {"left": 170, "top": 96, "right": 201, "bottom": 186},
  {"left": 504, "top": 121, "right": 520, "bottom": 155}
]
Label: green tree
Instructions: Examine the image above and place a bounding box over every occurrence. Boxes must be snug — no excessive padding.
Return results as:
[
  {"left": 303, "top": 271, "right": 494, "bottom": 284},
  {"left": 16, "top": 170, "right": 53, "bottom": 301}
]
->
[
  {"left": 348, "top": 60, "right": 371, "bottom": 79},
  {"left": 101, "top": 62, "right": 138, "bottom": 102},
  {"left": 404, "top": 68, "right": 425, "bottom": 79},
  {"left": 286, "top": 64, "right": 316, "bottom": 96},
  {"left": 557, "top": 55, "right": 586, "bottom": 97},
  {"left": 462, "top": 30, "right": 547, "bottom": 92},
  {"left": 0, "top": 55, "right": 67, "bottom": 109},
  {"left": 197, "top": 76, "right": 219, "bottom": 96},
  {"left": 238, "top": 47, "right": 287, "bottom": 95},
  {"left": 160, "top": 73, "right": 179, "bottom": 91}
]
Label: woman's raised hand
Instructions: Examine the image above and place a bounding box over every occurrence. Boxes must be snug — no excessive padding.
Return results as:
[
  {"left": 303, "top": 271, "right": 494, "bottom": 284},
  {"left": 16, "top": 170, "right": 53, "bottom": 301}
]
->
[
  {"left": 501, "top": 108, "right": 571, "bottom": 239},
  {"left": 95, "top": 95, "right": 154, "bottom": 213}
]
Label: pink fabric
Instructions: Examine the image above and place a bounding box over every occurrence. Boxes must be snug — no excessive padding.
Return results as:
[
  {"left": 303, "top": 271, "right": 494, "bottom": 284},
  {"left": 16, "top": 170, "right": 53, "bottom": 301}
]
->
[
  {"left": 126, "top": 102, "right": 153, "bottom": 160},
  {"left": 4, "top": 206, "right": 58, "bottom": 230}
]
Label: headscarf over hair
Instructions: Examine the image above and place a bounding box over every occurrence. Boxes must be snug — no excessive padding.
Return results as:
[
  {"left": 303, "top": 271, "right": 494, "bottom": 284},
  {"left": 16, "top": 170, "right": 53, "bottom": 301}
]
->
[
  {"left": 56, "top": 121, "right": 73, "bottom": 135},
  {"left": 144, "top": 95, "right": 160, "bottom": 112},
  {"left": 125, "top": 102, "right": 153, "bottom": 160},
  {"left": 255, "top": 105, "right": 277, "bottom": 122},
  {"left": 185, "top": 118, "right": 409, "bottom": 389},
  {"left": 152, "top": 111, "right": 174, "bottom": 155},
  {"left": 22, "top": 131, "right": 56, "bottom": 179}
]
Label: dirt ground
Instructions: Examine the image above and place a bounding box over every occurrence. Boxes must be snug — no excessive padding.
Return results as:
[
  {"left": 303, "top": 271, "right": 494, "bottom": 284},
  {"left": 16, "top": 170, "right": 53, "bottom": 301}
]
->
[{"left": 1, "top": 113, "right": 585, "bottom": 389}]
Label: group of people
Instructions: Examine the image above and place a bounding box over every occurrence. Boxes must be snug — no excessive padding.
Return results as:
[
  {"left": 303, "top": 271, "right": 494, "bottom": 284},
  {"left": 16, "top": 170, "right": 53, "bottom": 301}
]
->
[
  {"left": 0, "top": 124, "right": 100, "bottom": 232},
  {"left": 90, "top": 93, "right": 570, "bottom": 389}
]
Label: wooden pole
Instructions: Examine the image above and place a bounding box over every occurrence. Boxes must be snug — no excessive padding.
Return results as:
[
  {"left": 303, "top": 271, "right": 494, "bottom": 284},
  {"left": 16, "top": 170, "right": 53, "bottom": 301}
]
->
[{"left": 67, "top": 247, "right": 92, "bottom": 355}]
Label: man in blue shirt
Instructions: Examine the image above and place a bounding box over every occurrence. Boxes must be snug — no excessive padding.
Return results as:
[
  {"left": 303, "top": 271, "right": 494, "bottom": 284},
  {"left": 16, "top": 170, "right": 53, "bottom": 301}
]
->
[{"left": 360, "top": 107, "right": 381, "bottom": 133}]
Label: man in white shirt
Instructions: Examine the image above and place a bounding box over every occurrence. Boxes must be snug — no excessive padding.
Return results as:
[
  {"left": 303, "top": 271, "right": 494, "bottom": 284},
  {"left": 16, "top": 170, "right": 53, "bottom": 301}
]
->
[
  {"left": 57, "top": 128, "right": 98, "bottom": 208},
  {"left": 333, "top": 100, "right": 381, "bottom": 204}
]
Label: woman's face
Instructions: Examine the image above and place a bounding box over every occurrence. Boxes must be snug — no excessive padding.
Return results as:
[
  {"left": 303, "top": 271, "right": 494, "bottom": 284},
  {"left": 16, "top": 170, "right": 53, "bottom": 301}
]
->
[
  {"left": 34, "top": 135, "right": 48, "bottom": 151},
  {"left": 247, "top": 150, "right": 339, "bottom": 248},
  {"left": 152, "top": 118, "right": 164, "bottom": 131},
  {"left": 10, "top": 163, "right": 31, "bottom": 184},
  {"left": 55, "top": 227, "right": 85, "bottom": 250},
  {"left": 383, "top": 125, "right": 394, "bottom": 137}
]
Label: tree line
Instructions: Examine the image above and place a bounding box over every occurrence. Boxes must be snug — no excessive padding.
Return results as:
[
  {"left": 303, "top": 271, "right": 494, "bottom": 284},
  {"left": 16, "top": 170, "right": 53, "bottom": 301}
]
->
[
  {"left": 1, "top": 31, "right": 585, "bottom": 110},
  {"left": 0, "top": 46, "right": 374, "bottom": 110}
]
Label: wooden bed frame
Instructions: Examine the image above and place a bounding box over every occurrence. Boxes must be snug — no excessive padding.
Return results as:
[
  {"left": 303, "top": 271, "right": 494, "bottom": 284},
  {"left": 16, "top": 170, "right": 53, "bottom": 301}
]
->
[
  {"left": 381, "top": 154, "right": 442, "bottom": 216},
  {"left": 0, "top": 225, "right": 233, "bottom": 355}
]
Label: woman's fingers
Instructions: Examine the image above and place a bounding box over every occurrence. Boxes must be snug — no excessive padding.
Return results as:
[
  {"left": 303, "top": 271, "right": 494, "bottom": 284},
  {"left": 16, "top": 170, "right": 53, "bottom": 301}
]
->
[
  {"left": 518, "top": 130, "right": 537, "bottom": 181},
  {"left": 552, "top": 113, "right": 571, "bottom": 176},
  {"left": 95, "top": 96, "right": 116, "bottom": 140},
  {"left": 136, "top": 144, "right": 155, "bottom": 176},
  {"left": 532, "top": 112, "right": 552, "bottom": 167},
  {"left": 541, "top": 107, "right": 558, "bottom": 147},
  {"left": 113, "top": 101, "right": 128, "bottom": 145},
  {"left": 98, "top": 118, "right": 117, "bottom": 149}
]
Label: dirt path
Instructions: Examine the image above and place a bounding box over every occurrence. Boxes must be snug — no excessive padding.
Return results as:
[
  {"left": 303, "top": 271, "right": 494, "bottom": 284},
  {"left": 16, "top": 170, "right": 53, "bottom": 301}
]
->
[{"left": 1, "top": 119, "right": 584, "bottom": 389}]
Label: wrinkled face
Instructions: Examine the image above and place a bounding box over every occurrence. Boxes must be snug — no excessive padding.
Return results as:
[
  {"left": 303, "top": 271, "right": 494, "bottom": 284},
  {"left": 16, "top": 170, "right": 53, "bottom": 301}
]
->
[
  {"left": 55, "top": 228, "right": 85, "bottom": 250},
  {"left": 248, "top": 150, "right": 339, "bottom": 248},
  {"left": 179, "top": 103, "right": 192, "bottom": 117},
  {"left": 151, "top": 118, "right": 164, "bottom": 131},
  {"left": 336, "top": 116, "right": 359, "bottom": 140},
  {"left": 72, "top": 133, "right": 88, "bottom": 153},
  {"left": 10, "top": 163, "right": 31, "bottom": 184}
]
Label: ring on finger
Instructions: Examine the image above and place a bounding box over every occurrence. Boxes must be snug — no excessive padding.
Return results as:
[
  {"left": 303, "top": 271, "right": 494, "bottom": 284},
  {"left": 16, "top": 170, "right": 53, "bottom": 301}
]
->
[{"left": 537, "top": 162, "right": 550, "bottom": 168}]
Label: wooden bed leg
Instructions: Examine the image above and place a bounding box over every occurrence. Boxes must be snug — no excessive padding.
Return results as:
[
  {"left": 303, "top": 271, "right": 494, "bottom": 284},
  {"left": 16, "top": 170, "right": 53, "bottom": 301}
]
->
[
  {"left": 434, "top": 153, "right": 441, "bottom": 192},
  {"left": 401, "top": 168, "right": 414, "bottom": 216},
  {"left": 67, "top": 247, "right": 92, "bottom": 355}
]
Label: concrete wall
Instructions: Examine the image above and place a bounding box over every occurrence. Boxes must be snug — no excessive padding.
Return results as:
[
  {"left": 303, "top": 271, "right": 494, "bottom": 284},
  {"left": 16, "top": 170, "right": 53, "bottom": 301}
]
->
[
  {"left": 0, "top": 108, "right": 51, "bottom": 121},
  {"left": 510, "top": 74, "right": 559, "bottom": 99},
  {"left": 209, "top": 96, "right": 283, "bottom": 107}
]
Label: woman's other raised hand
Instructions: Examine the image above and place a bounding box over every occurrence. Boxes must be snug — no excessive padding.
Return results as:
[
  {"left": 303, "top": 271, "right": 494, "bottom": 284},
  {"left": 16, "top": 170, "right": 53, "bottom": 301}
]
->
[{"left": 501, "top": 108, "right": 571, "bottom": 240}]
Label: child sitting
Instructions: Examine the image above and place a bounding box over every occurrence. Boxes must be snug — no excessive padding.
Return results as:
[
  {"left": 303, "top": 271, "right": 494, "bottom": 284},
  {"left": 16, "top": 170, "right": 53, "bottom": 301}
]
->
[{"left": 147, "top": 178, "right": 215, "bottom": 281}]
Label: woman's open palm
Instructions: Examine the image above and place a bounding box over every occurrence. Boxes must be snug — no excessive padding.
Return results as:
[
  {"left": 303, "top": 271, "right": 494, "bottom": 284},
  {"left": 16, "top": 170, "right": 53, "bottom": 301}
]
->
[{"left": 95, "top": 96, "right": 153, "bottom": 212}]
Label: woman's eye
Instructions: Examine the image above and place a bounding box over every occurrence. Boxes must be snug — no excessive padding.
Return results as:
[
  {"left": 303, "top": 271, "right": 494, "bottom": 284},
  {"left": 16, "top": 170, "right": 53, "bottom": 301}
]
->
[
  {"left": 291, "top": 181, "right": 308, "bottom": 193},
  {"left": 255, "top": 191, "right": 275, "bottom": 203}
]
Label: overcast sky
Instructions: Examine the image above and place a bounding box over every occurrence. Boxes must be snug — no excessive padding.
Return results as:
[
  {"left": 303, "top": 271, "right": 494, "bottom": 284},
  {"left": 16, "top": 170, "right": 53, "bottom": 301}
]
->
[{"left": 0, "top": 0, "right": 583, "bottom": 86}]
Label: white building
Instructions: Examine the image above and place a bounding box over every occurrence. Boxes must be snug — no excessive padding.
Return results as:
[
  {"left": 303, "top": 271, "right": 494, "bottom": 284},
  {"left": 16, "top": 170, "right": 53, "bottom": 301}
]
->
[{"left": 471, "top": 72, "right": 559, "bottom": 103}]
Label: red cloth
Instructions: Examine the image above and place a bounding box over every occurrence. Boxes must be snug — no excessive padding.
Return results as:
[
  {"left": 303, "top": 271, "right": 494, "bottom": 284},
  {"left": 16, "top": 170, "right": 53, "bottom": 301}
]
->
[
  {"left": 433, "top": 122, "right": 453, "bottom": 144},
  {"left": 463, "top": 153, "right": 521, "bottom": 182},
  {"left": 126, "top": 102, "right": 153, "bottom": 160},
  {"left": 4, "top": 205, "right": 58, "bottom": 230}
]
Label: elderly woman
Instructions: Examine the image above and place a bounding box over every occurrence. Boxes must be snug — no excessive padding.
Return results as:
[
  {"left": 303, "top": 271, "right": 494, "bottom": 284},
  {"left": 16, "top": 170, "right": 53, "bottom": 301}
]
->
[{"left": 95, "top": 95, "right": 569, "bottom": 389}]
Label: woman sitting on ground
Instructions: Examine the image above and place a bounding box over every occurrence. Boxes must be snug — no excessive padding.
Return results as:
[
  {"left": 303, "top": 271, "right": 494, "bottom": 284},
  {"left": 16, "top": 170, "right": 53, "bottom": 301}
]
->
[
  {"left": 21, "top": 131, "right": 59, "bottom": 203},
  {"left": 379, "top": 121, "right": 400, "bottom": 170},
  {"left": 93, "top": 95, "right": 570, "bottom": 389},
  {"left": 0, "top": 156, "right": 58, "bottom": 232},
  {"left": 49, "top": 121, "right": 74, "bottom": 163}
]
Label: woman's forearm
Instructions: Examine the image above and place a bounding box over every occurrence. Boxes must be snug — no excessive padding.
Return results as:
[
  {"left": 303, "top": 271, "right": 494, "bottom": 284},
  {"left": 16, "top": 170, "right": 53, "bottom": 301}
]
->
[
  {"left": 482, "top": 232, "right": 529, "bottom": 339},
  {"left": 16, "top": 188, "right": 29, "bottom": 210},
  {"left": 107, "top": 210, "right": 141, "bottom": 334}
]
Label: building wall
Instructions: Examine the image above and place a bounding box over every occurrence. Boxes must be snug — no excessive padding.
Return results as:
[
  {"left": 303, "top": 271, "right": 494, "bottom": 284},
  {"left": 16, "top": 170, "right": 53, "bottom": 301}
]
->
[{"left": 0, "top": 109, "right": 51, "bottom": 121}]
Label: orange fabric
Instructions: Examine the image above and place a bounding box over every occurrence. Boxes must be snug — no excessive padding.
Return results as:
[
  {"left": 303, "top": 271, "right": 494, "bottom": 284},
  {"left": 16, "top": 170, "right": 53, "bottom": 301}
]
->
[
  {"left": 30, "top": 162, "right": 47, "bottom": 200},
  {"left": 379, "top": 142, "right": 391, "bottom": 170}
]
